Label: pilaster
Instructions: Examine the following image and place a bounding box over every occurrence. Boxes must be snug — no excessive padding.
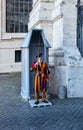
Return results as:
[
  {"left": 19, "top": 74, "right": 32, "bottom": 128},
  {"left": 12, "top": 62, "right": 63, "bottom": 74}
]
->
[
  {"left": 63, "top": 0, "right": 83, "bottom": 98},
  {"left": 29, "top": 0, "right": 54, "bottom": 46}
]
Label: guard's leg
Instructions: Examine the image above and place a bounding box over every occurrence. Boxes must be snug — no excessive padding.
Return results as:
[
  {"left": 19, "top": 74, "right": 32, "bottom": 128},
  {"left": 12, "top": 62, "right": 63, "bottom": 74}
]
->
[
  {"left": 42, "top": 88, "right": 46, "bottom": 101},
  {"left": 34, "top": 92, "right": 39, "bottom": 104},
  {"left": 34, "top": 76, "right": 41, "bottom": 104},
  {"left": 34, "top": 76, "right": 39, "bottom": 104},
  {"left": 42, "top": 88, "right": 48, "bottom": 103}
]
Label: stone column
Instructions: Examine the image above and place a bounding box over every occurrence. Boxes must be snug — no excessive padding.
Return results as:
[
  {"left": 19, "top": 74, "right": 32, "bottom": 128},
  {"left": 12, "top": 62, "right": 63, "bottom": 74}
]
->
[
  {"left": 63, "top": 0, "right": 83, "bottom": 98},
  {"left": 49, "top": 0, "right": 67, "bottom": 96}
]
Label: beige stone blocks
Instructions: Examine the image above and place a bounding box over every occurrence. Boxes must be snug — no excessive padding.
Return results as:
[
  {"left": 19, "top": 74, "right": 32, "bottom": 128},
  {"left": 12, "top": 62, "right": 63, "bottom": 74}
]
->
[{"left": 67, "top": 66, "right": 83, "bottom": 97}]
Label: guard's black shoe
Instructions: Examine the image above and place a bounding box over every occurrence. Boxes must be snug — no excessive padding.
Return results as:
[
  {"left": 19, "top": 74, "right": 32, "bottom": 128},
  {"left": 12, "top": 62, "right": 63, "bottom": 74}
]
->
[
  {"left": 35, "top": 101, "right": 39, "bottom": 104},
  {"left": 42, "top": 100, "right": 48, "bottom": 103}
]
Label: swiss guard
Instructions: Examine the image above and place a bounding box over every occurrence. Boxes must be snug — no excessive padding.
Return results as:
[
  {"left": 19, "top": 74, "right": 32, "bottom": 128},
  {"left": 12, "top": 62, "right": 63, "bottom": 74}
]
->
[{"left": 30, "top": 53, "right": 50, "bottom": 104}]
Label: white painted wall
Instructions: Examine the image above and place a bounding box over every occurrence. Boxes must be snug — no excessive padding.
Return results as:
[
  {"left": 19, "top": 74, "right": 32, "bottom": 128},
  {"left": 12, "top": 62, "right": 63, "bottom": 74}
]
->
[{"left": 0, "top": 0, "right": 27, "bottom": 73}]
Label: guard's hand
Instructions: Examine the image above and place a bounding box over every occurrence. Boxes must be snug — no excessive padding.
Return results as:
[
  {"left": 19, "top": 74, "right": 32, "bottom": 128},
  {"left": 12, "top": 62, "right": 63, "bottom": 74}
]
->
[{"left": 47, "top": 79, "right": 49, "bottom": 82}]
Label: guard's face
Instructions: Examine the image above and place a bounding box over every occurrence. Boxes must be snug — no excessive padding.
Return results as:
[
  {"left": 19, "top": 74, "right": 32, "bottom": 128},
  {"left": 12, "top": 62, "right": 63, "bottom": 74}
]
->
[{"left": 38, "top": 57, "right": 42, "bottom": 62}]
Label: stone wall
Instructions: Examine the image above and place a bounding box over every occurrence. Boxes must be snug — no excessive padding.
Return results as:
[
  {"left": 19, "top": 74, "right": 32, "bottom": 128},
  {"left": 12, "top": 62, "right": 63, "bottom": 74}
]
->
[
  {"left": 63, "top": 0, "right": 83, "bottom": 97},
  {"left": 29, "top": 0, "right": 83, "bottom": 98}
]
